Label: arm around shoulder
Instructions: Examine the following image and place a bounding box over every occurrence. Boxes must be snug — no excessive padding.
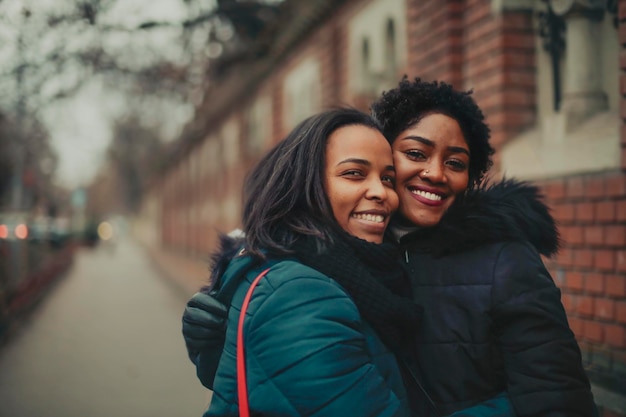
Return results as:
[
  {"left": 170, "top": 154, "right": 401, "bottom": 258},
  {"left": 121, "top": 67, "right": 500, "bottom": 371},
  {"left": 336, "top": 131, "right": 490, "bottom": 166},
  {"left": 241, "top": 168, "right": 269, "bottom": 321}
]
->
[{"left": 491, "top": 241, "right": 596, "bottom": 417}]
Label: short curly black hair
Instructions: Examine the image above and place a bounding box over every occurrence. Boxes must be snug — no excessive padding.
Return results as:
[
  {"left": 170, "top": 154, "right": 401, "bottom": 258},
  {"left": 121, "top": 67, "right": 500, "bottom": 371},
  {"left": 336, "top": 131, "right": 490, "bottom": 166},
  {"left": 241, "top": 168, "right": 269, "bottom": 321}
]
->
[{"left": 370, "top": 76, "right": 494, "bottom": 189}]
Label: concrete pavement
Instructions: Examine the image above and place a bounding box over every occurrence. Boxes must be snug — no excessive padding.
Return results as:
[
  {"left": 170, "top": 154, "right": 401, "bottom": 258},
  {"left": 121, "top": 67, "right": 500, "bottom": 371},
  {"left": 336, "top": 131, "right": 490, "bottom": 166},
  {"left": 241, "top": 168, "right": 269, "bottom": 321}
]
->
[
  {"left": 143, "top": 243, "right": 210, "bottom": 299},
  {"left": 0, "top": 237, "right": 211, "bottom": 417}
]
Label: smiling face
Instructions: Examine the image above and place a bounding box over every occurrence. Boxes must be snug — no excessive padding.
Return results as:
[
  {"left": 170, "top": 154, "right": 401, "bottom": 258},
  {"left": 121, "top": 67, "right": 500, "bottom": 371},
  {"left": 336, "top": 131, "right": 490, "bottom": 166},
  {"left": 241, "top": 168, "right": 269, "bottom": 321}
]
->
[
  {"left": 392, "top": 112, "right": 470, "bottom": 228},
  {"left": 324, "top": 124, "right": 399, "bottom": 243}
]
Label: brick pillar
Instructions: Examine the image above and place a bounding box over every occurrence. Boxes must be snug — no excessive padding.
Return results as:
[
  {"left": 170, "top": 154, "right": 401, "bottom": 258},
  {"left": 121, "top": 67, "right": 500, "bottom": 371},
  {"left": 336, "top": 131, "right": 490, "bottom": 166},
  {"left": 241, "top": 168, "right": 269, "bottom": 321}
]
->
[
  {"left": 621, "top": 0, "right": 626, "bottom": 171},
  {"left": 406, "top": 0, "right": 465, "bottom": 89},
  {"left": 464, "top": 0, "right": 536, "bottom": 167}
]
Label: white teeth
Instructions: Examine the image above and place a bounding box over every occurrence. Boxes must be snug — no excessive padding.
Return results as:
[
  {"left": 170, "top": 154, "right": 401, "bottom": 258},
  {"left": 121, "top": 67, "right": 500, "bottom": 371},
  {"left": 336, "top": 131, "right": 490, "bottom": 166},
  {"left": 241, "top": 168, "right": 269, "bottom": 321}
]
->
[
  {"left": 411, "top": 190, "right": 442, "bottom": 201},
  {"left": 352, "top": 213, "right": 385, "bottom": 223}
]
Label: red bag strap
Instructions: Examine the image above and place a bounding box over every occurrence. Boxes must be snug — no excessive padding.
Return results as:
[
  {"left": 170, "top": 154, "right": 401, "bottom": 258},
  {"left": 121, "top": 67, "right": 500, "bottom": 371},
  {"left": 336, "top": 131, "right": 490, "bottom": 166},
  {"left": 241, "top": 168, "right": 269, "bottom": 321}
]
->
[{"left": 237, "top": 268, "right": 271, "bottom": 417}]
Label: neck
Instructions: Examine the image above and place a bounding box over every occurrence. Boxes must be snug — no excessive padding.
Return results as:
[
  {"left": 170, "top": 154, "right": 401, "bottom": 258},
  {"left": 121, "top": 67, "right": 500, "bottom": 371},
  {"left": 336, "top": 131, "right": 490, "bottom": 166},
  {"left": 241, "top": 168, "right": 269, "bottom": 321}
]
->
[{"left": 389, "top": 216, "right": 421, "bottom": 241}]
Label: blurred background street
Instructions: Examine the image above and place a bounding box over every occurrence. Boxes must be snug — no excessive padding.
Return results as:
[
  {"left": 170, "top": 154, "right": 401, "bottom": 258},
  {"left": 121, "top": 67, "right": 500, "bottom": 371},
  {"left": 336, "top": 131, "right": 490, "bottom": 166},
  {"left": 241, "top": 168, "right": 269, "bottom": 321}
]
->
[{"left": 0, "top": 233, "right": 209, "bottom": 417}]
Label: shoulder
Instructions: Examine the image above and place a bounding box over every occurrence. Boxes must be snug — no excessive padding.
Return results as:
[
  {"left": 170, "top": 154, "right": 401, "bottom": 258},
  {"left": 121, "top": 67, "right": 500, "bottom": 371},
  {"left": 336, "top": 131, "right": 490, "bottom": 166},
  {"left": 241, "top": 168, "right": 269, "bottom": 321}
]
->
[
  {"left": 441, "top": 239, "right": 545, "bottom": 272},
  {"left": 252, "top": 259, "right": 347, "bottom": 297},
  {"left": 490, "top": 240, "right": 560, "bottom": 306},
  {"left": 492, "top": 240, "right": 547, "bottom": 275},
  {"left": 241, "top": 258, "right": 358, "bottom": 320},
  {"left": 220, "top": 255, "right": 339, "bottom": 292},
  {"left": 263, "top": 259, "right": 332, "bottom": 283}
]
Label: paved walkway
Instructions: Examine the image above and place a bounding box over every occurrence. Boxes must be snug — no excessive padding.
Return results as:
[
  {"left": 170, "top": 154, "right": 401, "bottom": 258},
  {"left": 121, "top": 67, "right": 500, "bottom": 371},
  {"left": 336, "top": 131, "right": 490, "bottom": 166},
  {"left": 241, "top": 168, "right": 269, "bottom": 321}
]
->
[
  {"left": 143, "top": 244, "right": 210, "bottom": 299},
  {"left": 0, "top": 237, "right": 211, "bottom": 417}
]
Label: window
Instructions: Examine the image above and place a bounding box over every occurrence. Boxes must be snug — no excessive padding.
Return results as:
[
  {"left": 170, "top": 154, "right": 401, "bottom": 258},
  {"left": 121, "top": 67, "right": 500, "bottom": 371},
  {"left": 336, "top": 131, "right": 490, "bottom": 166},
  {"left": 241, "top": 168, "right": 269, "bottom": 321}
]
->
[
  {"left": 283, "top": 58, "right": 321, "bottom": 129},
  {"left": 348, "top": 0, "right": 407, "bottom": 97},
  {"left": 500, "top": 2, "right": 619, "bottom": 179},
  {"left": 247, "top": 94, "right": 272, "bottom": 154},
  {"left": 385, "top": 18, "right": 397, "bottom": 79}
]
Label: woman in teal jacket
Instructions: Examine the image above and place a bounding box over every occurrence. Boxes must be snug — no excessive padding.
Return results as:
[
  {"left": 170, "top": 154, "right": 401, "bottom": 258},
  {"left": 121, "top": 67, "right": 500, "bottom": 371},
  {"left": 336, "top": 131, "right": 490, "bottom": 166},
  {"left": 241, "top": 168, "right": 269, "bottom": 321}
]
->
[{"left": 199, "top": 108, "right": 423, "bottom": 417}]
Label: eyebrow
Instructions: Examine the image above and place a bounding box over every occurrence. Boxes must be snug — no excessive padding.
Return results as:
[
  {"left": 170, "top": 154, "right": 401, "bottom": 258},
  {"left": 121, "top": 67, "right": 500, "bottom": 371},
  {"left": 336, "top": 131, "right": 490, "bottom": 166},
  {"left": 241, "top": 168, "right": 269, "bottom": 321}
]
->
[
  {"left": 337, "top": 158, "right": 395, "bottom": 172},
  {"left": 402, "top": 135, "right": 470, "bottom": 157}
]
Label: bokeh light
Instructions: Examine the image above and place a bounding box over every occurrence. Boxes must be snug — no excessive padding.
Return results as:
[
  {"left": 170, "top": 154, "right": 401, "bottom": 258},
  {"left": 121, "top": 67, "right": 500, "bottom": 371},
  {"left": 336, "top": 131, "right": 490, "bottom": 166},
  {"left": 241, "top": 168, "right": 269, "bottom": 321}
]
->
[{"left": 97, "top": 221, "right": 113, "bottom": 241}]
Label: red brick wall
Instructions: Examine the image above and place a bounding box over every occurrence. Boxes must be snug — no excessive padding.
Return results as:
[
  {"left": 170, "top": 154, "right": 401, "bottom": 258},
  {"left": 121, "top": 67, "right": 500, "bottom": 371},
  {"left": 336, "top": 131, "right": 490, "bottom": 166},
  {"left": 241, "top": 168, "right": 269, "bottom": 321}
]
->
[
  {"left": 539, "top": 173, "right": 626, "bottom": 416},
  {"left": 464, "top": 2, "right": 536, "bottom": 154},
  {"left": 318, "top": 22, "right": 345, "bottom": 108},
  {"left": 267, "top": 2, "right": 354, "bottom": 137},
  {"left": 405, "top": 0, "right": 536, "bottom": 166},
  {"left": 621, "top": 0, "right": 626, "bottom": 172},
  {"left": 406, "top": 0, "right": 464, "bottom": 88}
]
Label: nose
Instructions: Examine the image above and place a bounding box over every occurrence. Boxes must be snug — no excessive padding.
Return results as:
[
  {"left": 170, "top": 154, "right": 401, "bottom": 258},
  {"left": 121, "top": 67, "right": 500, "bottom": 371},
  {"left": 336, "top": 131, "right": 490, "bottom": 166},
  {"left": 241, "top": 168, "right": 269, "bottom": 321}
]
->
[
  {"left": 365, "top": 178, "right": 389, "bottom": 201},
  {"left": 421, "top": 160, "right": 445, "bottom": 183}
]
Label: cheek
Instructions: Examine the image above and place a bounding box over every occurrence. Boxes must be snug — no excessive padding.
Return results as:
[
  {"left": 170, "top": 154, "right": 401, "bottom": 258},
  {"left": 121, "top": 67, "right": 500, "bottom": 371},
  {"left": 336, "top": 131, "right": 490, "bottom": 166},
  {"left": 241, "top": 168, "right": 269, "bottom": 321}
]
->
[
  {"left": 396, "top": 193, "right": 412, "bottom": 215},
  {"left": 451, "top": 174, "right": 470, "bottom": 195},
  {"left": 398, "top": 202, "right": 416, "bottom": 221},
  {"left": 389, "top": 191, "right": 400, "bottom": 211},
  {"left": 327, "top": 186, "right": 350, "bottom": 216},
  {"left": 393, "top": 159, "right": 413, "bottom": 182}
]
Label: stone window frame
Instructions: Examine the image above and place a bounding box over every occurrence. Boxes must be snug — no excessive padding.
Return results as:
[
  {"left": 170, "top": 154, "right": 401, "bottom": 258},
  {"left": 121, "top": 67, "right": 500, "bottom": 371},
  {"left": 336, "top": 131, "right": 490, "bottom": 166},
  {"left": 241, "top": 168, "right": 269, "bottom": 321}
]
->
[
  {"left": 495, "top": 0, "right": 620, "bottom": 180},
  {"left": 283, "top": 57, "right": 322, "bottom": 130}
]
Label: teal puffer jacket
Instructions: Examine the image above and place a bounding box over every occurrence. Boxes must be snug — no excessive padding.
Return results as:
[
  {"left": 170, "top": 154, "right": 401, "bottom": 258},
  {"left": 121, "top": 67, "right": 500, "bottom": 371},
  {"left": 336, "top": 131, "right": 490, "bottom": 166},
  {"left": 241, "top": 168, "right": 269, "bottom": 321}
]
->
[{"left": 200, "top": 253, "right": 411, "bottom": 417}]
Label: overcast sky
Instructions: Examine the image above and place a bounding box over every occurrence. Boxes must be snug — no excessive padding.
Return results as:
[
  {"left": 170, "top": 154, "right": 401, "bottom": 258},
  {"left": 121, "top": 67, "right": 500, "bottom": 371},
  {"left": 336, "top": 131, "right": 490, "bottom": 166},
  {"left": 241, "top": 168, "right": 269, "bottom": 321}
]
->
[{"left": 1, "top": 0, "right": 198, "bottom": 189}]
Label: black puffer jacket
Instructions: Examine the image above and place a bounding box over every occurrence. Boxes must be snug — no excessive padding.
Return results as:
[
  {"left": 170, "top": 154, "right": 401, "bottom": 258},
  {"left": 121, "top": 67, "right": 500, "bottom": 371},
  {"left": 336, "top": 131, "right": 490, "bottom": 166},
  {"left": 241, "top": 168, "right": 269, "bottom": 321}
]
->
[{"left": 396, "top": 179, "right": 596, "bottom": 417}]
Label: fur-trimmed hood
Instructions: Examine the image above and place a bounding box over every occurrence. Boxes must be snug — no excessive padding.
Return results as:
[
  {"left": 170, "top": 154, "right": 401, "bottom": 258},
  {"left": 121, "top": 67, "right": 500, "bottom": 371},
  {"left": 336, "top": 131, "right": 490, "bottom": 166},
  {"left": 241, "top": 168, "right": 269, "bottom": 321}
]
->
[
  {"left": 207, "top": 232, "right": 247, "bottom": 290},
  {"left": 396, "top": 179, "right": 560, "bottom": 257}
]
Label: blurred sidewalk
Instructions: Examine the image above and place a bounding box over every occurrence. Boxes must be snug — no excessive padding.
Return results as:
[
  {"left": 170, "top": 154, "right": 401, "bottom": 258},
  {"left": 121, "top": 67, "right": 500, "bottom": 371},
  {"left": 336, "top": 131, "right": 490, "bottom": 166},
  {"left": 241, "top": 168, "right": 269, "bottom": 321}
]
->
[{"left": 143, "top": 243, "right": 210, "bottom": 298}]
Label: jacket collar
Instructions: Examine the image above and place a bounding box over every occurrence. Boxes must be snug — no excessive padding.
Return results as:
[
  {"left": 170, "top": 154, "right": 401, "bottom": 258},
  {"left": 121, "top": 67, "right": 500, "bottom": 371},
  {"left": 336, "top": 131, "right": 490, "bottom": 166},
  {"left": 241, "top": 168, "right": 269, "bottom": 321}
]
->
[
  {"left": 207, "top": 233, "right": 248, "bottom": 292},
  {"left": 393, "top": 179, "right": 560, "bottom": 257}
]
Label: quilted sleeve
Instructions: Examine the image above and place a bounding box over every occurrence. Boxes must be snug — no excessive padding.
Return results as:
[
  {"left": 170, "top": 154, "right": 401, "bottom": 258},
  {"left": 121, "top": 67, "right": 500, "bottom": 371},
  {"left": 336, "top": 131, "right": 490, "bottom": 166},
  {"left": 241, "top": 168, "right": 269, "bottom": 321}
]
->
[
  {"left": 491, "top": 241, "right": 597, "bottom": 417},
  {"left": 243, "top": 274, "right": 408, "bottom": 417}
]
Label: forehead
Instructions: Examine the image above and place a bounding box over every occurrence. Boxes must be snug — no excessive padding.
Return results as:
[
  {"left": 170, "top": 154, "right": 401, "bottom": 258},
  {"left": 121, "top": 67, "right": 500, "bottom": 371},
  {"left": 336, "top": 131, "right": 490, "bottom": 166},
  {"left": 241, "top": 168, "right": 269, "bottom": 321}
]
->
[
  {"left": 326, "top": 125, "right": 391, "bottom": 159},
  {"left": 395, "top": 113, "right": 468, "bottom": 148}
]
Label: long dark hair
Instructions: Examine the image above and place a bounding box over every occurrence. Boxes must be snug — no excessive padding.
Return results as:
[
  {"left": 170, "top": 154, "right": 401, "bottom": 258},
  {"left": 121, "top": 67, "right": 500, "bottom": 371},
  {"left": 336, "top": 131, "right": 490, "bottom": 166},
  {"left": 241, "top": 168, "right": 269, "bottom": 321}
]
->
[{"left": 242, "top": 108, "right": 383, "bottom": 259}]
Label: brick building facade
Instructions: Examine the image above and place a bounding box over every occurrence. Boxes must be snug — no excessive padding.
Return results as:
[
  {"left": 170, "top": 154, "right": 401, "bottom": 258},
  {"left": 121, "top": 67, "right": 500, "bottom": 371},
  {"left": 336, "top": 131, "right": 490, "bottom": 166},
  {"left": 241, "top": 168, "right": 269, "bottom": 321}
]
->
[{"left": 138, "top": 0, "right": 626, "bottom": 413}]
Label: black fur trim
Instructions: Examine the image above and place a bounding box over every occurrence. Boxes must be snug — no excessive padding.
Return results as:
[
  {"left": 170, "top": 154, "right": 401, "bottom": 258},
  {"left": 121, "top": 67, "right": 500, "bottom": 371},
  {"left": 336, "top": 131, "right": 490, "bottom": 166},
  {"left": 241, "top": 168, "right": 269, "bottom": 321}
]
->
[
  {"left": 207, "top": 233, "right": 246, "bottom": 290},
  {"left": 401, "top": 179, "right": 561, "bottom": 257}
]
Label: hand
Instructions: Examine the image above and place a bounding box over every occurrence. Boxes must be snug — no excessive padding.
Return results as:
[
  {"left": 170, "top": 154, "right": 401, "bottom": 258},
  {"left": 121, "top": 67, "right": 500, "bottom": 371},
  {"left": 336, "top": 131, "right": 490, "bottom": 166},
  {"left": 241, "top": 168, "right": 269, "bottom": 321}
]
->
[{"left": 182, "top": 291, "right": 228, "bottom": 352}]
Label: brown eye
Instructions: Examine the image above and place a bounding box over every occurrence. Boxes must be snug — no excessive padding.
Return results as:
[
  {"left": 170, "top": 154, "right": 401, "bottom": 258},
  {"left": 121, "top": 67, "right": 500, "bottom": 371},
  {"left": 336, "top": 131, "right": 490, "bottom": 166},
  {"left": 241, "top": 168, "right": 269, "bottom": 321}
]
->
[
  {"left": 404, "top": 150, "right": 426, "bottom": 161},
  {"left": 446, "top": 159, "right": 467, "bottom": 171},
  {"left": 382, "top": 175, "right": 396, "bottom": 186},
  {"left": 343, "top": 170, "right": 364, "bottom": 178}
]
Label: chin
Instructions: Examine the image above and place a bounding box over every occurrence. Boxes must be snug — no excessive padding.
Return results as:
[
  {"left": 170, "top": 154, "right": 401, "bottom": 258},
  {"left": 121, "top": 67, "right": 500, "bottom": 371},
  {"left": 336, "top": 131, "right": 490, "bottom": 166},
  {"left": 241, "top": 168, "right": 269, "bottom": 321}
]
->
[
  {"left": 354, "top": 233, "right": 383, "bottom": 243},
  {"left": 405, "top": 212, "right": 444, "bottom": 228}
]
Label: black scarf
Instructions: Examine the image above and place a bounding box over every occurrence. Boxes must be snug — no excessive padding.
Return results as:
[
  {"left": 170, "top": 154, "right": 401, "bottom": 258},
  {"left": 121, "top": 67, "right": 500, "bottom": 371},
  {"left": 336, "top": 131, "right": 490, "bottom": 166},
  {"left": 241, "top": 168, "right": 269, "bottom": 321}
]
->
[{"left": 292, "top": 232, "right": 422, "bottom": 351}]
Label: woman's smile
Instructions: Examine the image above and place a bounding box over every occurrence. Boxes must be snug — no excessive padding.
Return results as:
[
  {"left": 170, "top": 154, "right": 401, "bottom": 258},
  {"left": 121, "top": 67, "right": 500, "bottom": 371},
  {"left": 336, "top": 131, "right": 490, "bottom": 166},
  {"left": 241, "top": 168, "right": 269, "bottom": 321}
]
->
[
  {"left": 408, "top": 185, "right": 447, "bottom": 205},
  {"left": 392, "top": 113, "right": 470, "bottom": 227},
  {"left": 325, "top": 124, "right": 399, "bottom": 243}
]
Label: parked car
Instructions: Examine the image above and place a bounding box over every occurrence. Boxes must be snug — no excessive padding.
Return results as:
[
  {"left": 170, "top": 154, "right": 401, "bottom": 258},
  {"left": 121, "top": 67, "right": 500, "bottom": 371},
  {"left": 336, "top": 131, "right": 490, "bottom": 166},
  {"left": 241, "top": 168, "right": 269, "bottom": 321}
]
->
[{"left": 0, "top": 212, "right": 30, "bottom": 242}]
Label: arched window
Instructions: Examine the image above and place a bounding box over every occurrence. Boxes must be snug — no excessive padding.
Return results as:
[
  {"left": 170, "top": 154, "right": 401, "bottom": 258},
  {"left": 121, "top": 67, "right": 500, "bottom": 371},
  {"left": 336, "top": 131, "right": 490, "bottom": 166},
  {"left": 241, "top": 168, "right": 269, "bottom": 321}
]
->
[
  {"left": 361, "top": 37, "right": 370, "bottom": 71},
  {"left": 385, "top": 18, "right": 397, "bottom": 76}
]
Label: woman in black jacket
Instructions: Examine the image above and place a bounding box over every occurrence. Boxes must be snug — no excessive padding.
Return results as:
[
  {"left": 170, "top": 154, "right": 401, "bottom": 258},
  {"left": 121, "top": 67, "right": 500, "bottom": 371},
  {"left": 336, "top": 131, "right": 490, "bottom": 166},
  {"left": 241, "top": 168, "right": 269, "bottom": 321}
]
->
[
  {"left": 183, "top": 78, "right": 597, "bottom": 417},
  {"left": 369, "top": 77, "right": 595, "bottom": 417}
]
